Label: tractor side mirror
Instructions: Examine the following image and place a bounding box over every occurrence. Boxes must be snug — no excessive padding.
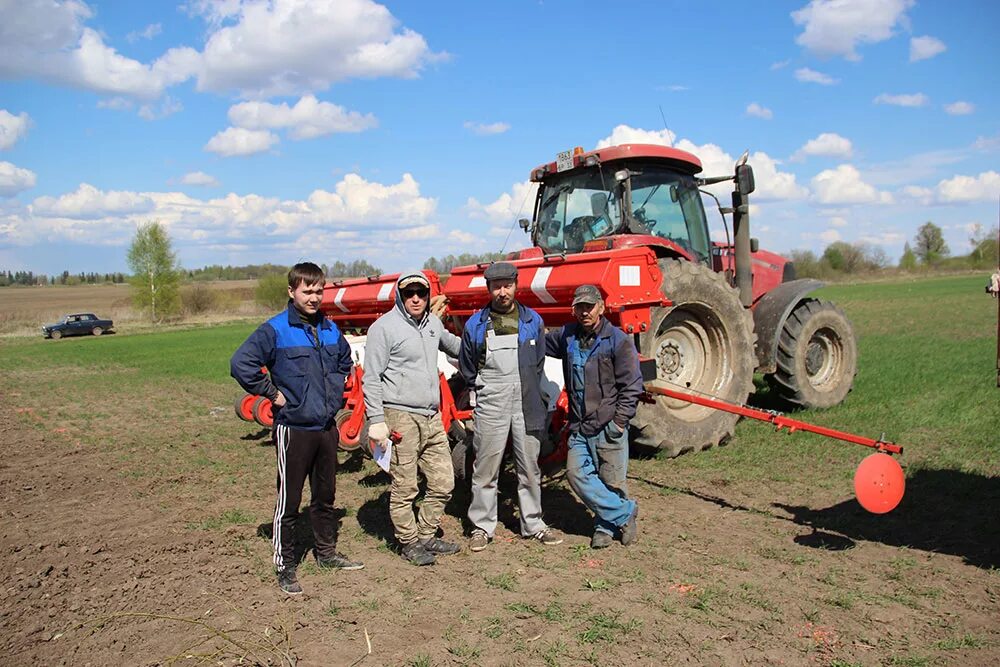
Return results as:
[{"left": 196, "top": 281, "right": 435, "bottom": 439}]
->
[
  {"left": 750, "top": 237, "right": 759, "bottom": 253},
  {"left": 669, "top": 184, "right": 679, "bottom": 203},
  {"left": 518, "top": 218, "right": 530, "bottom": 232},
  {"left": 736, "top": 164, "right": 755, "bottom": 195}
]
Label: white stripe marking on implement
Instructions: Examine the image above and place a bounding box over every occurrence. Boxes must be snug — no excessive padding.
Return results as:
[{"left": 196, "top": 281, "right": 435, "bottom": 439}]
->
[
  {"left": 469, "top": 276, "right": 486, "bottom": 288},
  {"left": 333, "top": 287, "right": 350, "bottom": 312},
  {"left": 531, "top": 267, "right": 557, "bottom": 304},
  {"left": 619, "top": 265, "right": 640, "bottom": 287},
  {"left": 377, "top": 283, "right": 393, "bottom": 301},
  {"left": 273, "top": 424, "right": 287, "bottom": 568}
]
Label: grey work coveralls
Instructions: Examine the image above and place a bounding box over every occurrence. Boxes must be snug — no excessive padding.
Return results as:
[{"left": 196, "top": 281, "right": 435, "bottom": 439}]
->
[{"left": 464, "top": 318, "right": 548, "bottom": 538}]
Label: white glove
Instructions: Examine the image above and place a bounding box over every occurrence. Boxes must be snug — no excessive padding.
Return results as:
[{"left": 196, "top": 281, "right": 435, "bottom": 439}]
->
[{"left": 368, "top": 421, "right": 389, "bottom": 443}]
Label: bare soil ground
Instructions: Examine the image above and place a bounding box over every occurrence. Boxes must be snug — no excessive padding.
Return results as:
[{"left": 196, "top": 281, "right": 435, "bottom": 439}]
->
[{"left": 2, "top": 394, "right": 998, "bottom": 667}]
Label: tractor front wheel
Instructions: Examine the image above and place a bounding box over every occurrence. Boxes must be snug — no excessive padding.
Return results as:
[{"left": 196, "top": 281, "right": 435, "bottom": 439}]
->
[
  {"left": 766, "top": 299, "right": 857, "bottom": 409},
  {"left": 632, "top": 259, "right": 756, "bottom": 457}
]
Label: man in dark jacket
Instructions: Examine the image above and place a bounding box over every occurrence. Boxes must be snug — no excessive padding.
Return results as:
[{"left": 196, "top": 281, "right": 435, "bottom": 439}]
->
[
  {"left": 231, "top": 262, "right": 363, "bottom": 595},
  {"left": 546, "top": 284, "right": 642, "bottom": 548},
  {"left": 459, "top": 262, "right": 563, "bottom": 552}
]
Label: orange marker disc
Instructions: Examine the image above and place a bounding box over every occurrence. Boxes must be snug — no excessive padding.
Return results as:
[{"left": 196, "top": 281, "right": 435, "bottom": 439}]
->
[{"left": 854, "top": 453, "right": 905, "bottom": 514}]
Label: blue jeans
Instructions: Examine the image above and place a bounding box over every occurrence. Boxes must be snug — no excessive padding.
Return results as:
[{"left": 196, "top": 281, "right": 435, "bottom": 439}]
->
[{"left": 566, "top": 422, "right": 636, "bottom": 535}]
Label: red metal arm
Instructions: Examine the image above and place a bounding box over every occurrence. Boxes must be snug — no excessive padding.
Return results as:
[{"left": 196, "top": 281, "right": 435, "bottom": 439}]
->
[{"left": 642, "top": 385, "right": 903, "bottom": 455}]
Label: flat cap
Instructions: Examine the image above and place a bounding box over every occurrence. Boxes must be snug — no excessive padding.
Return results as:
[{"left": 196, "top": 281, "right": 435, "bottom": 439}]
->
[
  {"left": 572, "top": 284, "right": 603, "bottom": 306},
  {"left": 483, "top": 261, "right": 518, "bottom": 282}
]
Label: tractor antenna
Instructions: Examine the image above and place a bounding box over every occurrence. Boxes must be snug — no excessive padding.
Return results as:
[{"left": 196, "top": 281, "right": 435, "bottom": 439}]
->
[
  {"left": 658, "top": 105, "right": 669, "bottom": 135},
  {"left": 499, "top": 184, "right": 535, "bottom": 255}
]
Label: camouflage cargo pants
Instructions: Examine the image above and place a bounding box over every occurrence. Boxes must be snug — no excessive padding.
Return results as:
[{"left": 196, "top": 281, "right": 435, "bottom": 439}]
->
[{"left": 384, "top": 408, "right": 455, "bottom": 545}]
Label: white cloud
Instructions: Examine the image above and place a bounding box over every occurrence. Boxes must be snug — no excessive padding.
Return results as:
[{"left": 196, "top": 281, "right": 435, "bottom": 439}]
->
[
  {"left": 858, "top": 231, "right": 904, "bottom": 245},
  {"left": 770, "top": 60, "right": 790, "bottom": 70},
  {"left": 595, "top": 125, "right": 806, "bottom": 201},
  {"left": 874, "top": 93, "right": 929, "bottom": 107},
  {"left": 829, "top": 216, "right": 848, "bottom": 227},
  {"left": 792, "top": 132, "right": 853, "bottom": 161},
  {"left": 139, "top": 96, "right": 183, "bottom": 121},
  {"left": 466, "top": 181, "right": 539, "bottom": 223},
  {"left": 811, "top": 164, "right": 893, "bottom": 204},
  {"left": 448, "top": 229, "right": 478, "bottom": 244},
  {"left": 228, "top": 95, "right": 377, "bottom": 140},
  {"left": 746, "top": 103, "right": 773, "bottom": 120},
  {"left": 0, "top": 161, "right": 37, "bottom": 197},
  {"left": 126, "top": 23, "right": 162, "bottom": 43},
  {"left": 909, "top": 35, "right": 946, "bottom": 62},
  {"left": 900, "top": 185, "right": 933, "bottom": 205},
  {"left": 0, "top": 0, "right": 441, "bottom": 102},
  {"left": 794, "top": 67, "right": 838, "bottom": 85},
  {"left": 0, "top": 110, "right": 32, "bottom": 150},
  {"left": 935, "top": 171, "right": 1000, "bottom": 202},
  {"left": 388, "top": 224, "right": 439, "bottom": 241},
  {"left": 819, "top": 229, "right": 841, "bottom": 243},
  {"left": 189, "top": 0, "right": 446, "bottom": 98},
  {"left": 792, "top": 0, "right": 914, "bottom": 61},
  {"left": 463, "top": 121, "right": 511, "bottom": 136},
  {"left": 96, "top": 97, "right": 134, "bottom": 111},
  {"left": 204, "top": 127, "right": 279, "bottom": 157},
  {"left": 944, "top": 101, "right": 975, "bottom": 116},
  {"left": 2, "top": 172, "right": 438, "bottom": 252},
  {"left": 31, "top": 183, "right": 155, "bottom": 219},
  {"left": 180, "top": 171, "right": 220, "bottom": 187}
]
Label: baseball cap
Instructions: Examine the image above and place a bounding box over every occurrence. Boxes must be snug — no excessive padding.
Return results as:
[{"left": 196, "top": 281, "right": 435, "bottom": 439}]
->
[
  {"left": 572, "top": 284, "right": 603, "bottom": 306},
  {"left": 398, "top": 273, "right": 430, "bottom": 290},
  {"left": 483, "top": 261, "right": 518, "bottom": 282}
]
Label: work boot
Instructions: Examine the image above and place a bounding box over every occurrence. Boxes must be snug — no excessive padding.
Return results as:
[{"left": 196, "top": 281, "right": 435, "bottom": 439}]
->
[
  {"left": 419, "top": 536, "right": 461, "bottom": 556},
  {"left": 400, "top": 541, "right": 436, "bottom": 566},
  {"left": 620, "top": 502, "right": 639, "bottom": 546},
  {"left": 316, "top": 552, "right": 365, "bottom": 571},
  {"left": 532, "top": 528, "right": 564, "bottom": 546},
  {"left": 276, "top": 568, "right": 302, "bottom": 595},
  {"left": 590, "top": 531, "right": 613, "bottom": 549},
  {"left": 469, "top": 529, "right": 490, "bottom": 552}
]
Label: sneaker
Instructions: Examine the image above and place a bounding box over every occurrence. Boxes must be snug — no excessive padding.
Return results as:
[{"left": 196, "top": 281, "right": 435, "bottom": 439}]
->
[
  {"left": 620, "top": 502, "right": 639, "bottom": 546},
  {"left": 276, "top": 568, "right": 302, "bottom": 595},
  {"left": 400, "top": 541, "right": 436, "bottom": 566},
  {"left": 316, "top": 552, "right": 365, "bottom": 571},
  {"left": 590, "top": 531, "right": 613, "bottom": 549},
  {"left": 420, "top": 536, "right": 461, "bottom": 556},
  {"left": 469, "top": 530, "right": 490, "bottom": 552},
  {"left": 532, "top": 528, "right": 564, "bottom": 546}
]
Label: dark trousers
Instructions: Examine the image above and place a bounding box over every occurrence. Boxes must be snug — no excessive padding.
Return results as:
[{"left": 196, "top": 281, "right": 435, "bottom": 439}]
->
[{"left": 272, "top": 423, "right": 338, "bottom": 570}]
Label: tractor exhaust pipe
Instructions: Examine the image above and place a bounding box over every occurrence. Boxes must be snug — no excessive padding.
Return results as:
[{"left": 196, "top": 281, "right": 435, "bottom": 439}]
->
[{"left": 732, "top": 155, "right": 755, "bottom": 308}]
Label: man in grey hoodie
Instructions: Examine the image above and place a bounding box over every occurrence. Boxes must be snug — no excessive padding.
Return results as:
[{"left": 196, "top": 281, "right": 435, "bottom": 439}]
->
[{"left": 363, "top": 271, "right": 463, "bottom": 565}]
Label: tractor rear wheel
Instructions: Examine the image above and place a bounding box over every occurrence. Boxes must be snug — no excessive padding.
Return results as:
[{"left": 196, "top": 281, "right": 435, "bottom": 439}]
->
[
  {"left": 766, "top": 299, "right": 856, "bottom": 409},
  {"left": 632, "top": 259, "right": 756, "bottom": 457}
]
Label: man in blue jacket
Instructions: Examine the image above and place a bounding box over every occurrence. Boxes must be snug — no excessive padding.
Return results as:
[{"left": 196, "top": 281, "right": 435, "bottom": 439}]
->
[
  {"left": 546, "top": 284, "right": 642, "bottom": 548},
  {"left": 459, "top": 262, "right": 563, "bottom": 552},
  {"left": 231, "top": 262, "right": 363, "bottom": 595}
]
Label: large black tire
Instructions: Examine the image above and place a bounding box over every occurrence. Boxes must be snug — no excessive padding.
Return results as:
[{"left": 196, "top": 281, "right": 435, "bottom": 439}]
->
[
  {"left": 50, "top": 330, "right": 62, "bottom": 340},
  {"left": 766, "top": 299, "right": 857, "bottom": 409},
  {"left": 632, "top": 259, "right": 756, "bottom": 457},
  {"left": 91, "top": 326, "right": 103, "bottom": 336}
]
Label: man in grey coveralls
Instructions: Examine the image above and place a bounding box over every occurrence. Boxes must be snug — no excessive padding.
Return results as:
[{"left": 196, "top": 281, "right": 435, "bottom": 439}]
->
[{"left": 459, "top": 262, "right": 563, "bottom": 551}]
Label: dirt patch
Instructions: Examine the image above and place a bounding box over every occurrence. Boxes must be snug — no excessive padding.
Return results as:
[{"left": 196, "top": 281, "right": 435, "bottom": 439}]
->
[{"left": 1, "top": 398, "right": 998, "bottom": 666}]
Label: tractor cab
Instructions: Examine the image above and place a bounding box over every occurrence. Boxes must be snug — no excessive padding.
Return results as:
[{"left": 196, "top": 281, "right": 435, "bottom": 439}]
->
[{"left": 527, "top": 144, "right": 712, "bottom": 264}]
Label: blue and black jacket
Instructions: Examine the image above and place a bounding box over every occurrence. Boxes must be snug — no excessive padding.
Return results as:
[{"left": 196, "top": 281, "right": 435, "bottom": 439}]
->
[
  {"left": 545, "top": 317, "right": 643, "bottom": 437},
  {"left": 458, "top": 302, "right": 548, "bottom": 431},
  {"left": 231, "top": 301, "right": 353, "bottom": 430}
]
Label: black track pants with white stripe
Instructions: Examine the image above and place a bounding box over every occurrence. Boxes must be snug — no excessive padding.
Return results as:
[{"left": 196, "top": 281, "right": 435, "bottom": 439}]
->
[{"left": 272, "top": 423, "right": 339, "bottom": 571}]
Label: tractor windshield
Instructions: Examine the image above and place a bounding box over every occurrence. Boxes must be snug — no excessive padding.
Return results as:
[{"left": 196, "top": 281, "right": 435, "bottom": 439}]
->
[
  {"left": 533, "top": 167, "right": 623, "bottom": 254},
  {"left": 628, "top": 166, "right": 711, "bottom": 262},
  {"left": 533, "top": 163, "right": 711, "bottom": 262}
]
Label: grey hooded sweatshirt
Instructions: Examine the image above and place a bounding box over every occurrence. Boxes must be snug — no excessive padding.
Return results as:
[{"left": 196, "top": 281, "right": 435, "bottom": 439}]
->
[{"left": 362, "top": 270, "right": 462, "bottom": 423}]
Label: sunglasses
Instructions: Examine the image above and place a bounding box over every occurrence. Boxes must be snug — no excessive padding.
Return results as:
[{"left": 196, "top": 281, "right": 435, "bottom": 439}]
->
[{"left": 401, "top": 287, "right": 429, "bottom": 299}]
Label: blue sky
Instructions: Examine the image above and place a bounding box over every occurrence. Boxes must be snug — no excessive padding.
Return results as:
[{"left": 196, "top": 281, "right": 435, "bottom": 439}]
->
[{"left": 1, "top": 0, "right": 998, "bottom": 275}]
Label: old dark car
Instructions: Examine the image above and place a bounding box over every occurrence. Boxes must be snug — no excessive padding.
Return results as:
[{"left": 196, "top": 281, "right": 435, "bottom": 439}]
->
[{"left": 42, "top": 313, "right": 114, "bottom": 340}]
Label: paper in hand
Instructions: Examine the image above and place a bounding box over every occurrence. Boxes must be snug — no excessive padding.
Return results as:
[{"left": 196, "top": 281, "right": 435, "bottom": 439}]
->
[{"left": 372, "top": 438, "right": 392, "bottom": 473}]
